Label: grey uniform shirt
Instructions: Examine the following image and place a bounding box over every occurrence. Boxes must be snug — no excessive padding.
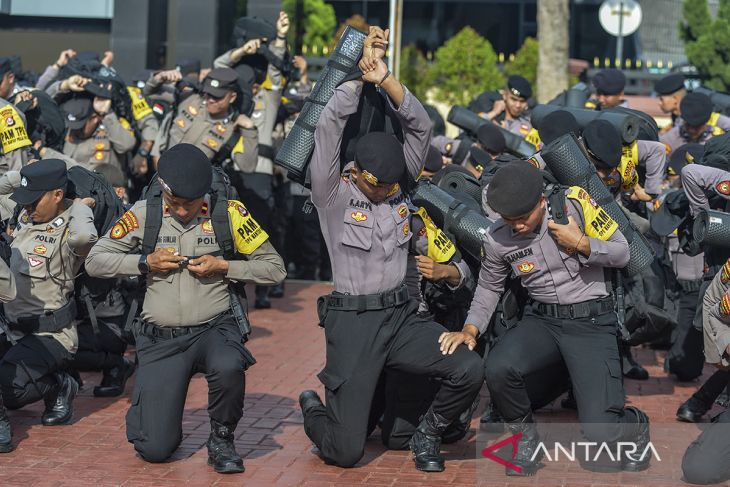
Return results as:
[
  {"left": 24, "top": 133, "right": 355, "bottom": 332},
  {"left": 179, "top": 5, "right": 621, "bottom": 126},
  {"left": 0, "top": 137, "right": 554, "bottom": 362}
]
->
[
  {"left": 499, "top": 114, "right": 533, "bottom": 138},
  {"left": 465, "top": 193, "right": 630, "bottom": 334},
  {"left": 0, "top": 258, "right": 16, "bottom": 303},
  {"left": 681, "top": 163, "right": 730, "bottom": 216},
  {"left": 659, "top": 114, "right": 730, "bottom": 154},
  {"left": 85, "top": 197, "right": 286, "bottom": 327},
  {"left": 637, "top": 140, "right": 668, "bottom": 196},
  {"left": 667, "top": 234, "right": 704, "bottom": 282},
  {"left": 6, "top": 201, "right": 98, "bottom": 351},
  {"left": 152, "top": 93, "right": 258, "bottom": 171},
  {"left": 63, "top": 113, "right": 137, "bottom": 172},
  {"left": 310, "top": 80, "right": 432, "bottom": 295},
  {"left": 702, "top": 265, "right": 730, "bottom": 365}
]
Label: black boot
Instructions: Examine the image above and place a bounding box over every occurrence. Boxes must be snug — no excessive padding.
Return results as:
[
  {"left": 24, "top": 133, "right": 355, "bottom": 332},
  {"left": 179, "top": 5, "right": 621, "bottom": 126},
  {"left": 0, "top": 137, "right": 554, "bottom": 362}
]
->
[
  {"left": 443, "top": 395, "right": 479, "bottom": 443},
  {"left": 621, "top": 344, "right": 649, "bottom": 381},
  {"left": 207, "top": 420, "right": 245, "bottom": 474},
  {"left": 299, "top": 390, "right": 324, "bottom": 417},
  {"left": 676, "top": 395, "right": 711, "bottom": 423},
  {"left": 409, "top": 408, "right": 450, "bottom": 472},
  {"left": 254, "top": 286, "right": 271, "bottom": 309},
  {"left": 480, "top": 402, "right": 505, "bottom": 433},
  {"left": 504, "top": 413, "right": 542, "bottom": 476},
  {"left": 269, "top": 282, "right": 285, "bottom": 298},
  {"left": 621, "top": 406, "right": 651, "bottom": 472},
  {"left": 0, "top": 398, "right": 12, "bottom": 453},
  {"left": 42, "top": 372, "right": 79, "bottom": 426},
  {"left": 94, "top": 357, "right": 135, "bottom": 397}
]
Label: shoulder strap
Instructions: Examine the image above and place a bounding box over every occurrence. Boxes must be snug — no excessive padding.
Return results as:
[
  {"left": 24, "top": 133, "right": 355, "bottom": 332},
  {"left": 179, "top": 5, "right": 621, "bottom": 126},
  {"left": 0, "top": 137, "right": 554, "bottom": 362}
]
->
[
  {"left": 142, "top": 185, "right": 163, "bottom": 256},
  {"left": 210, "top": 168, "right": 236, "bottom": 260},
  {"left": 210, "top": 112, "right": 241, "bottom": 166},
  {"left": 545, "top": 183, "right": 568, "bottom": 224}
]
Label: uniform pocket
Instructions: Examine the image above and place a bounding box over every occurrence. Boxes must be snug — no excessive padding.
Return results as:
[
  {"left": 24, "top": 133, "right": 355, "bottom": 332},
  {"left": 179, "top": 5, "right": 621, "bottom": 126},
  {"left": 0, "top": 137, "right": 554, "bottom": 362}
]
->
[
  {"left": 317, "top": 368, "right": 346, "bottom": 393},
  {"left": 342, "top": 208, "right": 373, "bottom": 250},
  {"left": 125, "top": 387, "right": 145, "bottom": 442},
  {"left": 604, "top": 358, "right": 625, "bottom": 413},
  {"left": 19, "top": 253, "right": 49, "bottom": 279}
]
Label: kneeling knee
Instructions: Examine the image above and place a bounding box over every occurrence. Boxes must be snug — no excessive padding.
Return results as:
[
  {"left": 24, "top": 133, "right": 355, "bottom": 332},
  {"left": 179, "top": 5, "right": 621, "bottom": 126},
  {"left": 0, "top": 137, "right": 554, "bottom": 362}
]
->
[
  {"left": 332, "top": 446, "right": 365, "bottom": 468},
  {"left": 134, "top": 440, "right": 178, "bottom": 464},
  {"left": 683, "top": 448, "right": 727, "bottom": 485}
]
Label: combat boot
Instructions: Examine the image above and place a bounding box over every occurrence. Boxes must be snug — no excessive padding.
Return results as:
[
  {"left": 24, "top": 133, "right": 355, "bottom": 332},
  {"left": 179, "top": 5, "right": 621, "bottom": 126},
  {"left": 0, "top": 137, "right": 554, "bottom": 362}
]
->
[
  {"left": 42, "top": 372, "right": 79, "bottom": 426},
  {"left": 444, "top": 395, "right": 479, "bottom": 443},
  {"left": 207, "top": 420, "right": 245, "bottom": 474},
  {"left": 621, "top": 406, "right": 651, "bottom": 472},
  {"left": 504, "top": 413, "right": 542, "bottom": 476},
  {"left": 269, "top": 282, "right": 285, "bottom": 298},
  {"left": 94, "top": 357, "right": 135, "bottom": 397},
  {"left": 0, "top": 397, "right": 12, "bottom": 453},
  {"left": 479, "top": 401, "right": 505, "bottom": 433},
  {"left": 621, "top": 344, "right": 649, "bottom": 380},
  {"left": 677, "top": 395, "right": 712, "bottom": 423},
  {"left": 409, "top": 408, "right": 450, "bottom": 472},
  {"left": 299, "top": 390, "right": 324, "bottom": 417}
]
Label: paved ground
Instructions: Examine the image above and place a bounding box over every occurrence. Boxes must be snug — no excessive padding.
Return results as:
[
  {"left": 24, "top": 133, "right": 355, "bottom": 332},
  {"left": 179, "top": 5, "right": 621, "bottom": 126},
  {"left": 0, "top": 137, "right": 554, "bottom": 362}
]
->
[{"left": 0, "top": 281, "right": 726, "bottom": 486}]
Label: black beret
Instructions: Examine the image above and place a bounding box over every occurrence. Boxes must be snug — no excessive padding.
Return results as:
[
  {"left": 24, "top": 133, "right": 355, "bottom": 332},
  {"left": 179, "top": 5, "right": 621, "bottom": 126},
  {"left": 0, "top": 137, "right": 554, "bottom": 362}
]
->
[
  {"left": 582, "top": 119, "right": 622, "bottom": 168},
  {"left": 668, "top": 143, "right": 703, "bottom": 175},
  {"left": 487, "top": 161, "right": 544, "bottom": 218},
  {"left": 681, "top": 92, "right": 713, "bottom": 127},
  {"left": 477, "top": 123, "right": 506, "bottom": 154},
  {"left": 157, "top": 144, "right": 212, "bottom": 200},
  {"left": 354, "top": 132, "right": 406, "bottom": 185},
  {"left": 469, "top": 146, "right": 492, "bottom": 170},
  {"left": 507, "top": 75, "right": 532, "bottom": 99},
  {"left": 0, "top": 57, "right": 12, "bottom": 78},
  {"left": 700, "top": 132, "right": 730, "bottom": 171},
  {"left": 202, "top": 68, "right": 239, "bottom": 98},
  {"left": 176, "top": 58, "right": 201, "bottom": 75},
  {"left": 655, "top": 73, "right": 685, "bottom": 96},
  {"left": 424, "top": 145, "right": 444, "bottom": 173},
  {"left": 61, "top": 97, "right": 93, "bottom": 130},
  {"left": 593, "top": 69, "right": 626, "bottom": 95},
  {"left": 538, "top": 110, "right": 580, "bottom": 145},
  {"left": 650, "top": 190, "right": 690, "bottom": 236},
  {"left": 76, "top": 51, "right": 100, "bottom": 63},
  {"left": 11, "top": 159, "right": 67, "bottom": 205}
]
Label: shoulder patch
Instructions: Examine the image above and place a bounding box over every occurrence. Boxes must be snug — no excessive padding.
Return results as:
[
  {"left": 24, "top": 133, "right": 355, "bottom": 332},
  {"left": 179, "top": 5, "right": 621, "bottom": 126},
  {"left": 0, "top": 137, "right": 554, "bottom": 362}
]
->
[
  {"left": 716, "top": 181, "right": 730, "bottom": 196},
  {"left": 227, "top": 200, "right": 269, "bottom": 254},
  {"left": 110, "top": 209, "right": 140, "bottom": 240},
  {"left": 721, "top": 292, "right": 730, "bottom": 317},
  {"left": 722, "top": 259, "right": 730, "bottom": 284}
]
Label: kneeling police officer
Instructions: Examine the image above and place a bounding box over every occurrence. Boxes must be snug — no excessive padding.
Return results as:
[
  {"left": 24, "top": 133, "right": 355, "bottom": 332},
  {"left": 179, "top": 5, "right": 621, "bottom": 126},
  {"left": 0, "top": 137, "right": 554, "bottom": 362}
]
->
[
  {"left": 85, "top": 144, "right": 286, "bottom": 474},
  {"left": 440, "top": 162, "right": 651, "bottom": 475}
]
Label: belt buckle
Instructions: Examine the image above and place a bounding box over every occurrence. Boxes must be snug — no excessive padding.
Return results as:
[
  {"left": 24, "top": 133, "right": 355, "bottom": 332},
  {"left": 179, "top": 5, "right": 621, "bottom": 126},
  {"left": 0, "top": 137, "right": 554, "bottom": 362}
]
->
[{"left": 568, "top": 305, "right": 575, "bottom": 319}]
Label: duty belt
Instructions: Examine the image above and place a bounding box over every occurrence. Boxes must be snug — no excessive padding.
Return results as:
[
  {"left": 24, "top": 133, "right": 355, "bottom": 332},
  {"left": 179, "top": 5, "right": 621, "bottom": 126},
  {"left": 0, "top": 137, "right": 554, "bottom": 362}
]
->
[
  {"left": 679, "top": 279, "right": 703, "bottom": 293},
  {"left": 11, "top": 300, "right": 77, "bottom": 334},
  {"left": 325, "top": 286, "right": 410, "bottom": 312},
  {"left": 536, "top": 297, "right": 614, "bottom": 319},
  {"left": 139, "top": 310, "right": 231, "bottom": 340}
]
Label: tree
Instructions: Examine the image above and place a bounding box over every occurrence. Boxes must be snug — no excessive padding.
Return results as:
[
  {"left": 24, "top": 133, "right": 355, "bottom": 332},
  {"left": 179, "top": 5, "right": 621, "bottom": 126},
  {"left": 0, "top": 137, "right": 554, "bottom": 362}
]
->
[
  {"left": 283, "top": 0, "right": 337, "bottom": 52},
  {"left": 430, "top": 26, "right": 504, "bottom": 106},
  {"left": 504, "top": 37, "right": 539, "bottom": 87},
  {"left": 681, "top": 0, "right": 730, "bottom": 91},
  {"left": 536, "top": 0, "right": 569, "bottom": 102},
  {"left": 398, "top": 44, "right": 431, "bottom": 101}
]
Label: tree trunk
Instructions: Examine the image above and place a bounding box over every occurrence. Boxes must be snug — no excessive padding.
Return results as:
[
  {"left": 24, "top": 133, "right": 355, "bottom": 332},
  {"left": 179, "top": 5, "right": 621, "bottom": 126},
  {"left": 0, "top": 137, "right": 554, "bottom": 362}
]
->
[{"left": 537, "top": 0, "right": 570, "bottom": 103}]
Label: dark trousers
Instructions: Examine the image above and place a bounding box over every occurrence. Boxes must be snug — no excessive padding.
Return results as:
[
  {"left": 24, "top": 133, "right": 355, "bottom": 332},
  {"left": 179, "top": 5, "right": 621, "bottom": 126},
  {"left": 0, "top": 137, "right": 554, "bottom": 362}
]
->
[
  {"left": 682, "top": 408, "right": 730, "bottom": 484},
  {"left": 692, "top": 369, "right": 730, "bottom": 406},
  {"left": 126, "top": 315, "right": 255, "bottom": 463},
  {"left": 485, "top": 306, "right": 637, "bottom": 443},
  {"left": 303, "top": 299, "right": 483, "bottom": 467},
  {"left": 666, "top": 288, "right": 704, "bottom": 381},
  {"left": 72, "top": 315, "right": 127, "bottom": 371},
  {"left": 287, "top": 195, "right": 322, "bottom": 280},
  {"left": 0, "top": 334, "right": 71, "bottom": 409}
]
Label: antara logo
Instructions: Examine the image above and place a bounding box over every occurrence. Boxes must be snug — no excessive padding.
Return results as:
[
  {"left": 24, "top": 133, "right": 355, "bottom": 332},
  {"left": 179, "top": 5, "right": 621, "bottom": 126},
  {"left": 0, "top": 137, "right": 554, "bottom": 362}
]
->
[{"left": 481, "top": 434, "right": 661, "bottom": 474}]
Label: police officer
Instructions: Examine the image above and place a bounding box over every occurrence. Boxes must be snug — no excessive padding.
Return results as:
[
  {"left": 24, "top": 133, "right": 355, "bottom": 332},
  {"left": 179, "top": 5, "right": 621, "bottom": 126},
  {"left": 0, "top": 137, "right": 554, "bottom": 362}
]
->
[
  {"left": 60, "top": 94, "right": 136, "bottom": 172},
  {"left": 484, "top": 75, "right": 534, "bottom": 137},
  {"left": 298, "top": 50, "right": 483, "bottom": 473},
  {"left": 0, "top": 57, "right": 36, "bottom": 174},
  {"left": 680, "top": 265, "right": 730, "bottom": 485},
  {"left": 655, "top": 73, "right": 686, "bottom": 129},
  {"left": 214, "top": 11, "right": 290, "bottom": 308},
  {"left": 588, "top": 68, "right": 629, "bottom": 109},
  {"left": 442, "top": 162, "right": 651, "bottom": 475},
  {"left": 84, "top": 143, "right": 286, "bottom": 473},
  {"left": 0, "top": 159, "right": 98, "bottom": 452},
  {"left": 0, "top": 258, "right": 15, "bottom": 452},
  {"left": 661, "top": 92, "right": 729, "bottom": 153},
  {"left": 149, "top": 68, "right": 258, "bottom": 169}
]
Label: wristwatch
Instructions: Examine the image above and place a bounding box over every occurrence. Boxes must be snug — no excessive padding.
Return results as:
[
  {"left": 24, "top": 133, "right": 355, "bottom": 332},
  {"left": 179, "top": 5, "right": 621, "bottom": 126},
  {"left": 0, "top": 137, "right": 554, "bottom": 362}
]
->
[{"left": 138, "top": 254, "right": 150, "bottom": 274}]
